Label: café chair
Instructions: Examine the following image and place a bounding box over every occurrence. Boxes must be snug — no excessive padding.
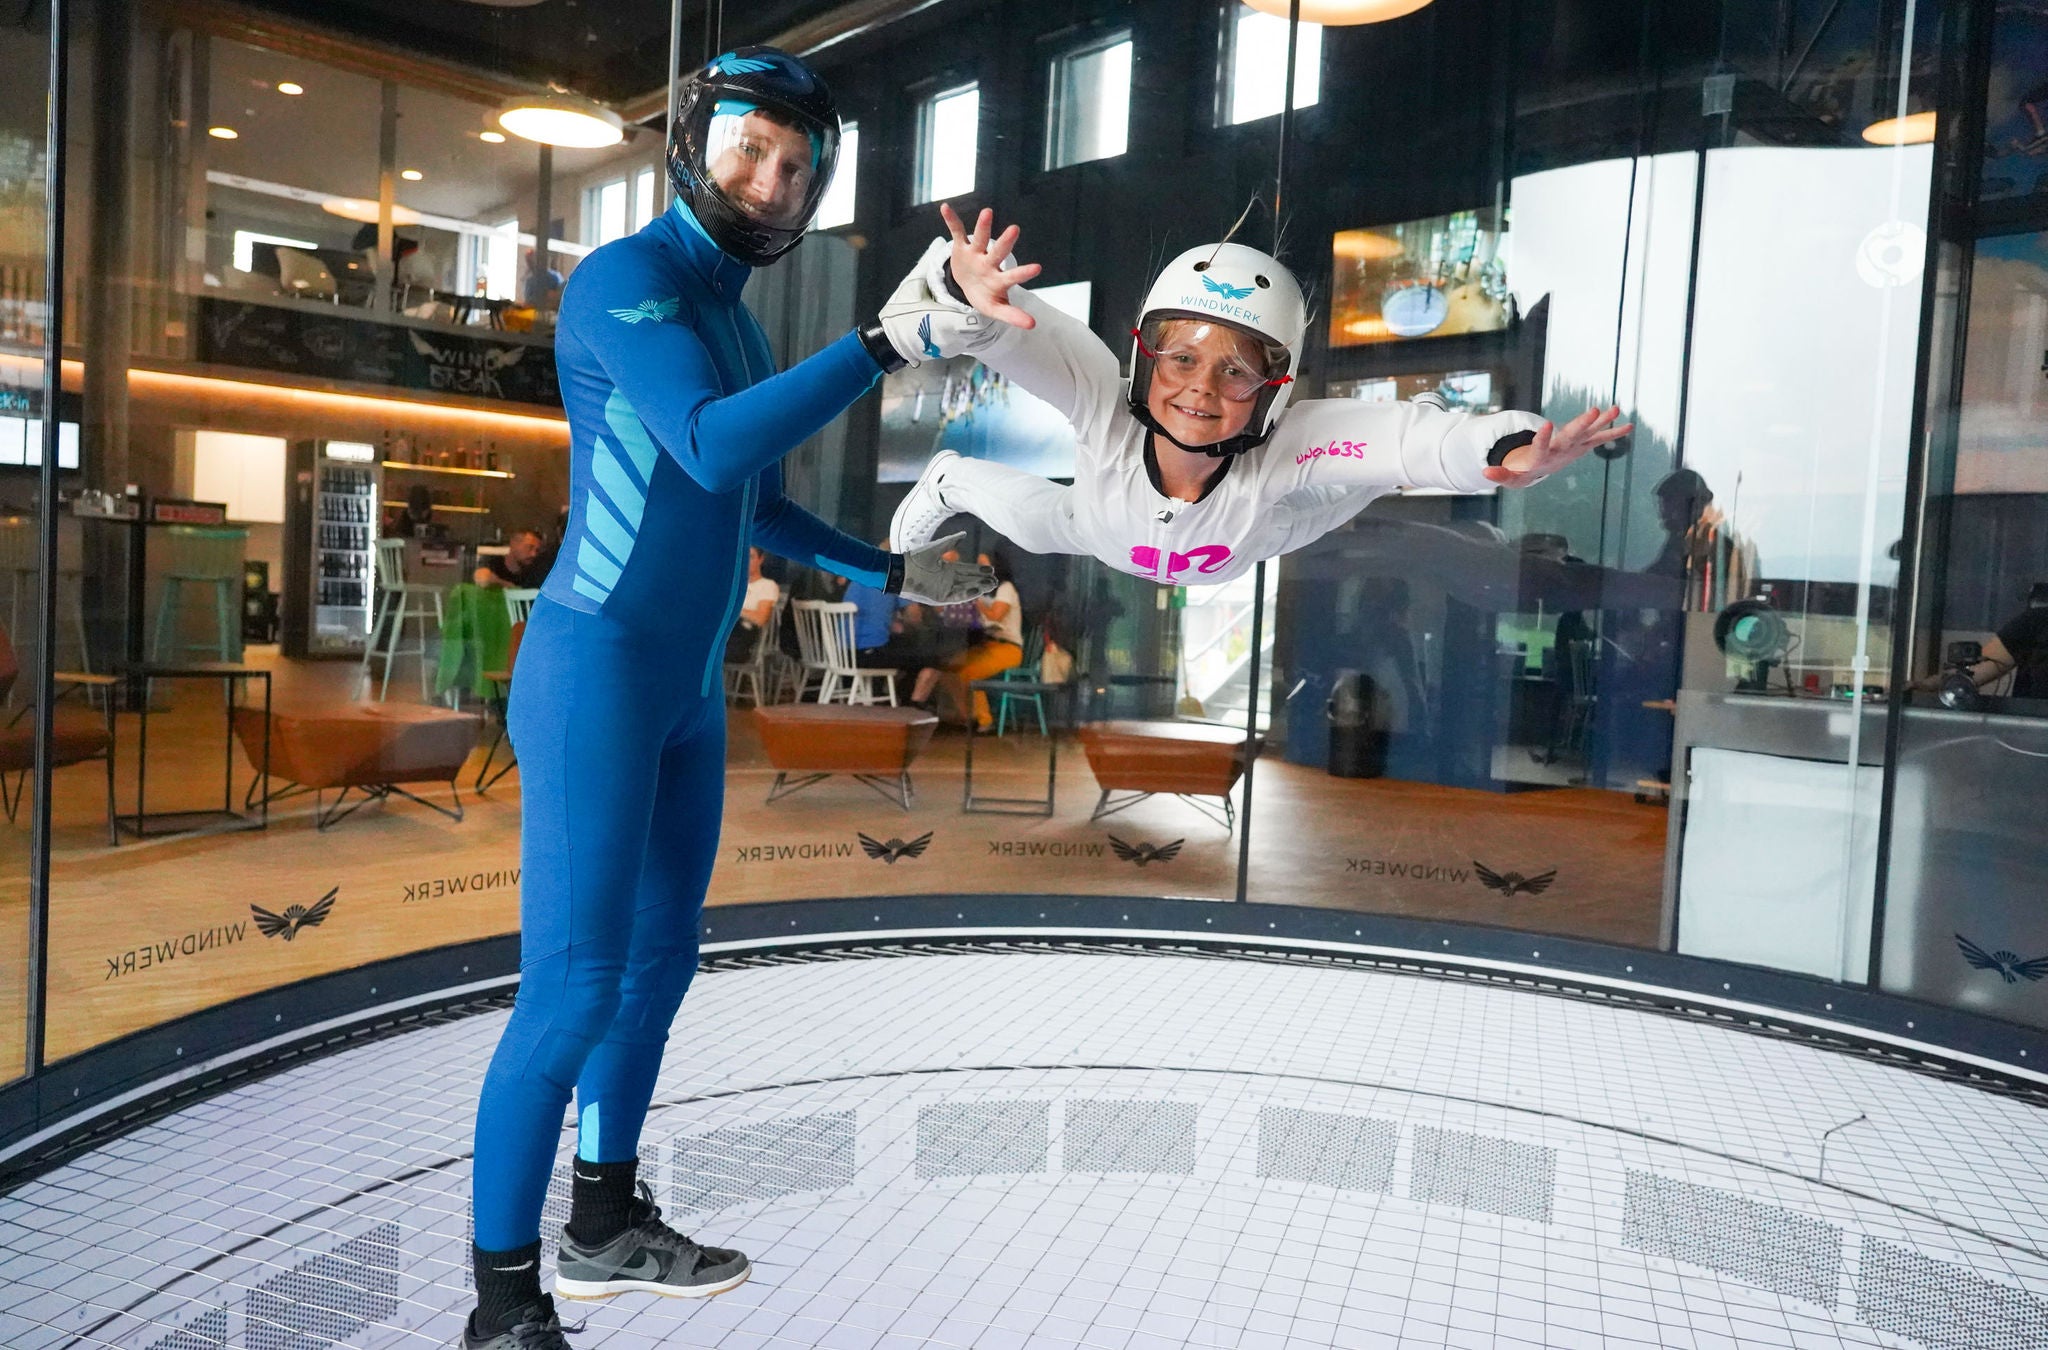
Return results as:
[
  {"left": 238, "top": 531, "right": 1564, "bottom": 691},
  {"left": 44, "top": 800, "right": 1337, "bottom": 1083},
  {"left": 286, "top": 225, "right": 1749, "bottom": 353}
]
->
[
  {"left": 991, "top": 625, "right": 1050, "bottom": 737},
  {"left": 806, "top": 600, "right": 897, "bottom": 707},
  {"left": 0, "top": 625, "right": 115, "bottom": 845},
  {"left": 359, "top": 538, "right": 445, "bottom": 701},
  {"left": 725, "top": 591, "right": 790, "bottom": 708}
]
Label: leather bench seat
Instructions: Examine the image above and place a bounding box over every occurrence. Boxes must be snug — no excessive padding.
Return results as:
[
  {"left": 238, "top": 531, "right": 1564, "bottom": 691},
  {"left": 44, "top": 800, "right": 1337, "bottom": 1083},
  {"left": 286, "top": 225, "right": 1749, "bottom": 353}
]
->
[
  {"left": 1077, "top": 720, "right": 1257, "bottom": 797},
  {"left": 233, "top": 703, "right": 482, "bottom": 790},
  {"left": 754, "top": 704, "right": 938, "bottom": 774},
  {"left": 754, "top": 704, "right": 939, "bottom": 809}
]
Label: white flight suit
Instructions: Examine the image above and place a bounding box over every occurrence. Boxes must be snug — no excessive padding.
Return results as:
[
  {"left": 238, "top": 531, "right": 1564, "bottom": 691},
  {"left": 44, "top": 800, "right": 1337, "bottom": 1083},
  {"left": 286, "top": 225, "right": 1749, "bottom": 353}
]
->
[{"left": 939, "top": 288, "right": 1547, "bottom": 587}]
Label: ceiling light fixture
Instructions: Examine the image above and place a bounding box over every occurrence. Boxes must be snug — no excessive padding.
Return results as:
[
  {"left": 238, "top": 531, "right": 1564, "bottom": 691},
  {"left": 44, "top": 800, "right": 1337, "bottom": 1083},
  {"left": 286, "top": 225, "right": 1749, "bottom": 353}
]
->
[
  {"left": 276, "top": 81, "right": 303, "bottom": 96},
  {"left": 321, "top": 197, "right": 424, "bottom": 226},
  {"left": 1241, "top": 0, "right": 1433, "bottom": 22},
  {"left": 496, "top": 91, "right": 624, "bottom": 148},
  {"left": 208, "top": 126, "right": 238, "bottom": 140},
  {"left": 401, "top": 169, "right": 424, "bottom": 181},
  {"left": 479, "top": 130, "right": 507, "bottom": 144},
  {"left": 1332, "top": 230, "right": 1403, "bottom": 261},
  {"left": 1861, "top": 110, "right": 1936, "bottom": 146}
]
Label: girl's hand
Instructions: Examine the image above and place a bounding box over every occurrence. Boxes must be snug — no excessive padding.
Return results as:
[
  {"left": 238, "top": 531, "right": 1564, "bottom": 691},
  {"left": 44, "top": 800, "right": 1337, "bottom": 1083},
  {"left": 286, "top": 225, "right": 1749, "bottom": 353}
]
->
[
  {"left": 1482, "top": 405, "right": 1633, "bottom": 486},
  {"left": 940, "top": 202, "right": 1042, "bottom": 330}
]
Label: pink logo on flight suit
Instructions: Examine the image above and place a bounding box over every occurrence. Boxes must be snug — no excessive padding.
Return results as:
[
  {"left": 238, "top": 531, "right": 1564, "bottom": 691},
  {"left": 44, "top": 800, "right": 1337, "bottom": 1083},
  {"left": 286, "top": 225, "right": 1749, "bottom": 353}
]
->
[{"left": 1129, "top": 543, "right": 1233, "bottom": 583}]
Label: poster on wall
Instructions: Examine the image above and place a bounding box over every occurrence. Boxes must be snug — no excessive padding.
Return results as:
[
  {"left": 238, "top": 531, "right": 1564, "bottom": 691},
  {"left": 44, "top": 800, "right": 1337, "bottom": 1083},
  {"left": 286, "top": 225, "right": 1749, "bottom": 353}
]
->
[{"left": 1328, "top": 209, "right": 1511, "bottom": 347}]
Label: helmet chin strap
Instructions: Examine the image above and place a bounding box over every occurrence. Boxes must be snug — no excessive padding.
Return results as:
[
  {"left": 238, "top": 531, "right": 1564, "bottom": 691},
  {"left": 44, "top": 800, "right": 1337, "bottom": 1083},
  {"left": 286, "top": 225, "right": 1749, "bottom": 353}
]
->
[{"left": 1128, "top": 398, "right": 1270, "bottom": 459}]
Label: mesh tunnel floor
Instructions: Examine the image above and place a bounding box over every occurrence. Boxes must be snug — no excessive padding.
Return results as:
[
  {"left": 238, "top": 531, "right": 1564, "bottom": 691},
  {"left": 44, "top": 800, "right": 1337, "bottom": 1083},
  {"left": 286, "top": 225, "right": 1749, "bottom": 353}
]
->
[{"left": 5, "top": 945, "right": 2048, "bottom": 1349}]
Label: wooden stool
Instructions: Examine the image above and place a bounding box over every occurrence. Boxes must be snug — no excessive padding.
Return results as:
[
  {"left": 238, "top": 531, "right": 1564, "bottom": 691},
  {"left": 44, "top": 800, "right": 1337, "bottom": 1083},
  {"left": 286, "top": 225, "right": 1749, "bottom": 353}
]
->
[{"left": 1076, "top": 719, "right": 1261, "bottom": 832}]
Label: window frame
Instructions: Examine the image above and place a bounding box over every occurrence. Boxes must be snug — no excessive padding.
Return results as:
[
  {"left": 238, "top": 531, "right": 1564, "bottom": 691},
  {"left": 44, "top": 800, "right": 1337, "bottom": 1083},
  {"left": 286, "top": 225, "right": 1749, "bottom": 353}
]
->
[
  {"left": 913, "top": 80, "right": 981, "bottom": 206},
  {"left": 1043, "top": 28, "right": 1135, "bottom": 172},
  {"left": 1218, "top": 2, "right": 1323, "bottom": 128}
]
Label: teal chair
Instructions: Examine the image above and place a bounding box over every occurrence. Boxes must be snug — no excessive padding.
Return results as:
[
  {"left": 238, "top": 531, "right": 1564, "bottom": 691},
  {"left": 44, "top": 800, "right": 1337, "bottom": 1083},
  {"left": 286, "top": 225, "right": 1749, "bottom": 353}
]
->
[{"left": 992, "top": 626, "right": 1049, "bottom": 736}]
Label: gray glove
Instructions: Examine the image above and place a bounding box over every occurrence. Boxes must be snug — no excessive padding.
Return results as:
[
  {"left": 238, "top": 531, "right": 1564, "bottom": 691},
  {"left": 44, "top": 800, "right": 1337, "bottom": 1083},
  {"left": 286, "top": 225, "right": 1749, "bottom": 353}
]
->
[
  {"left": 893, "top": 531, "right": 995, "bottom": 606},
  {"left": 874, "top": 238, "right": 1001, "bottom": 368}
]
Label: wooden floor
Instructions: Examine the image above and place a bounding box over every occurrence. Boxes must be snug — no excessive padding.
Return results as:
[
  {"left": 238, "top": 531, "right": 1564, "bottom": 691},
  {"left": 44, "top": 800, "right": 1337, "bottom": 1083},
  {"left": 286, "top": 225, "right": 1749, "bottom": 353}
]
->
[{"left": 0, "top": 646, "right": 1668, "bottom": 1074}]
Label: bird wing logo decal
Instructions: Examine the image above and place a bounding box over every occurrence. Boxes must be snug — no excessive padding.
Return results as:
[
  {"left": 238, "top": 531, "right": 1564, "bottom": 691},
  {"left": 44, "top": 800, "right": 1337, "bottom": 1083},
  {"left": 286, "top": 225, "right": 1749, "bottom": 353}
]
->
[
  {"left": 1108, "top": 835, "right": 1185, "bottom": 866},
  {"left": 609, "top": 298, "right": 680, "bottom": 325},
  {"left": 859, "top": 831, "right": 934, "bottom": 863},
  {"left": 1201, "top": 274, "right": 1255, "bottom": 302},
  {"left": 251, "top": 887, "right": 338, "bottom": 941},
  {"left": 1474, "top": 863, "right": 1557, "bottom": 897},
  {"left": 715, "top": 56, "right": 777, "bottom": 75},
  {"left": 918, "top": 314, "right": 942, "bottom": 359},
  {"left": 1956, "top": 933, "right": 2048, "bottom": 984}
]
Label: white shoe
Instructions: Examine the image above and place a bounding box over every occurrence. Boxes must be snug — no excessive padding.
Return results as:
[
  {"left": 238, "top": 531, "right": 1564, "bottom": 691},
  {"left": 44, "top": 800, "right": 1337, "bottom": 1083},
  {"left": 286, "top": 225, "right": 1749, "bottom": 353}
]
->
[{"left": 889, "top": 449, "right": 960, "bottom": 554}]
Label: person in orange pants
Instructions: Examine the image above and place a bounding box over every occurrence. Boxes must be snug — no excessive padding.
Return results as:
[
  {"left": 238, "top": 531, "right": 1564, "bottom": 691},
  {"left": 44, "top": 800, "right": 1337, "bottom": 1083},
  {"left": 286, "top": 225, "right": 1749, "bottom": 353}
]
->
[{"left": 914, "top": 550, "right": 1023, "bottom": 728}]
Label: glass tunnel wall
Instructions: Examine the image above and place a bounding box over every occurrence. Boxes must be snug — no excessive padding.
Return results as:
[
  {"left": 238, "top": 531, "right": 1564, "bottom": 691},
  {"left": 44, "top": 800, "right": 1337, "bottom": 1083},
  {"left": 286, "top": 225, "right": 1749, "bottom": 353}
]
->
[
  {"left": 4, "top": 0, "right": 2044, "bottom": 1150},
  {"left": 0, "top": 5, "right": 52, "bottom": 1091}
]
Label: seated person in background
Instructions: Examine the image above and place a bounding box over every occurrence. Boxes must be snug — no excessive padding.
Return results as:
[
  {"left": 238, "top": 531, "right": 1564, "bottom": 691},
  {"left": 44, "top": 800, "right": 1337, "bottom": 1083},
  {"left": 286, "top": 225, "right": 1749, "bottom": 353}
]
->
[
  {"left": 474, "top": 529, "right": 552, "bottom": 590},
  {"left": 1927, "top": 583, "right": 2048, "bottom": 700},
  {"left": 725, "top": 547, "right": 780, "bottom": 666},
  {"left": 522, "top": 248, "right": 565, "bottom": 312},
  {"left": 912, "top": 550, "right": 1024, "bottom": 729}
]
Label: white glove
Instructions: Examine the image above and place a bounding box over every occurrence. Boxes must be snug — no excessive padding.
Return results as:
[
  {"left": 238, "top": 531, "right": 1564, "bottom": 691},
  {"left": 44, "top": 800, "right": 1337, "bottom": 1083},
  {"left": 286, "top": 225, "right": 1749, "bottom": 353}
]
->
[
  {"left": 874, "top": 238, "right": 1000, "bottom": 368},
  {"left": 894, "top": 531, "right": 994, "bottom": 606}
]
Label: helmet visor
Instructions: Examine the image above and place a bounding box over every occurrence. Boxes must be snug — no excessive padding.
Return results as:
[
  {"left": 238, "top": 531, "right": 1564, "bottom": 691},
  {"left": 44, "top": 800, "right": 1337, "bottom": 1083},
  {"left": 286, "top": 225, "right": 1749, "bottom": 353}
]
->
[
  {"left": 1134, "top": 317, "right": 1291, "bottom": 404},
  {"left": 696, "top": 99, "right": 832, "bottom": 233}
]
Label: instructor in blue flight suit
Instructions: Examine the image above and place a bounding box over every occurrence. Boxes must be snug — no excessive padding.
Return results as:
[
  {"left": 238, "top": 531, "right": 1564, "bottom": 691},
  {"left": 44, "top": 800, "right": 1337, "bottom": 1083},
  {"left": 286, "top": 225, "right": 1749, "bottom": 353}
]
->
[{"left": 463, "top": 48, "right": 993, "bottom": 1349}]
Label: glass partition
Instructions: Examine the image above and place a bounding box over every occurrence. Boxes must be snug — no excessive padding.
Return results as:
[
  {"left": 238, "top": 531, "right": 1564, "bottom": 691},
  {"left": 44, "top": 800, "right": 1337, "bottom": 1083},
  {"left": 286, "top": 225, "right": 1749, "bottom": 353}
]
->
[
  {"left": 0, "top": 6, "right": 51, "bottom": 1087},
  {"left": 6, "top": 0, "right": 2039, "bottom": 1104}
]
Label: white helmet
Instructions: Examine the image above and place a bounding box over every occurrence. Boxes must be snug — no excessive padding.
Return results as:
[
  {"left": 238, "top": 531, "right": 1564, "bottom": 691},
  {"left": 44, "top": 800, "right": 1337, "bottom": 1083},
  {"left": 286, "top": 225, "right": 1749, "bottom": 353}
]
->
[{"left": 1128, "top": 241, "right": 1308, "bottom": 457}]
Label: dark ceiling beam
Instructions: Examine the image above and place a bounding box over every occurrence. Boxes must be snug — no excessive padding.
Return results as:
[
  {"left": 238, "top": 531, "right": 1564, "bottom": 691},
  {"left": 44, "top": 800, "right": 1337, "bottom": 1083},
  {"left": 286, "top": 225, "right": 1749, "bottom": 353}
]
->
[{"left": 616, "top": 0, "right": 956, "bottom": 125}]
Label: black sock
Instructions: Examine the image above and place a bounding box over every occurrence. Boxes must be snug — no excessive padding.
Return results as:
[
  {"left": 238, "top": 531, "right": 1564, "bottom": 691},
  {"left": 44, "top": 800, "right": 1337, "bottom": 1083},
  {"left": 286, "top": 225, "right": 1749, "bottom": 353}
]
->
[
  {"left": 565, "top": 1155, "right": 640, "bottom": 1246},
  {"left": 471, "top": 1240, "right": 544, "bottom": 1338}
]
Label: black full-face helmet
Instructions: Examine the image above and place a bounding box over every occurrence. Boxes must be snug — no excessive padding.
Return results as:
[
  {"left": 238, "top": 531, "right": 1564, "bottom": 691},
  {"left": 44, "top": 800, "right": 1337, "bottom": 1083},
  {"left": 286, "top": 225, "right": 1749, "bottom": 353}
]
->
[{"left": 666, "top": 46, "right": 841, "bottom": 266}]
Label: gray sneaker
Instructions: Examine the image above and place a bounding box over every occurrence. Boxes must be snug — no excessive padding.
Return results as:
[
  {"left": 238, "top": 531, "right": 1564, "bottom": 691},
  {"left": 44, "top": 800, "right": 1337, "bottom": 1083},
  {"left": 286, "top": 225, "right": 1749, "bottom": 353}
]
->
[
  {"left": 554, "top": 1182, "right": 750, "bottom": 1301},
  {"left": 461, "top": 1295, "right": 575, "bottom": 1349},
  {"left": 888, "top": 448, "right": 960, "bottom": 554}
]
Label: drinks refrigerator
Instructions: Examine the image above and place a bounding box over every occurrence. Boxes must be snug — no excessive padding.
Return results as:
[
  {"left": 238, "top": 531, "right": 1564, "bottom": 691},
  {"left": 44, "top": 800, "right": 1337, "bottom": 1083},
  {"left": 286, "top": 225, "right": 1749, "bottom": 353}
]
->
[{"left": 282, "top": 441, "right": 379, "bottom": 657}]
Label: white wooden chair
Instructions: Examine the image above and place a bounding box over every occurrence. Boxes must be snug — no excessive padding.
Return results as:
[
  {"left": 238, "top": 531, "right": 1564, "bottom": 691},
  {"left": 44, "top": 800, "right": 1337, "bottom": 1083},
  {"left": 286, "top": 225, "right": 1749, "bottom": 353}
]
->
[
  {"left": 788, "top": 598, "right": 833, "bottom": 701},
  {"left": 725, "top": 591, "right": 789, "bottom": 707},
  {"left": 806, "top": 600, "right": 897, "bottom": 706}
]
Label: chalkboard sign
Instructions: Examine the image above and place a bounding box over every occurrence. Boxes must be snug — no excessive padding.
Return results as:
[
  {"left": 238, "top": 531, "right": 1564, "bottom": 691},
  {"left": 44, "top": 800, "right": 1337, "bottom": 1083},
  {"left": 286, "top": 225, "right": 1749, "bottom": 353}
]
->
[{"left": 196, "top": 297, "right": 562, "bottom": 408}]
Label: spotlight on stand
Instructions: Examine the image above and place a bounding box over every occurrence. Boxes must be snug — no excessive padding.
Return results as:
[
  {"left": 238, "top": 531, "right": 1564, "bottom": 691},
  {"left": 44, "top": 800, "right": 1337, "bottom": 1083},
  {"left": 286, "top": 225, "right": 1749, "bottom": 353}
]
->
[
  {"left": 1938, "top": 640, "right": 1984, "bottom": 711},
  {"left": 1714, "top": 598, "right": 1794, "bottom": 694}
]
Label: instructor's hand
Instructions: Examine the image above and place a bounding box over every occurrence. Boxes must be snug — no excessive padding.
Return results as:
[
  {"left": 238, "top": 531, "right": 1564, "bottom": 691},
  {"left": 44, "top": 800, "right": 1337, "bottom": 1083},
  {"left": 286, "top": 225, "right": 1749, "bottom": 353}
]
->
[
  {"left": 940, "top": 203, "right": 1042, "bottom": 330},
  {"left": 1482, "top": 405, "right": 1633, "bottom": 487},
  {"left": 894, "top": 531, "right": 995, "bottom": 606}
]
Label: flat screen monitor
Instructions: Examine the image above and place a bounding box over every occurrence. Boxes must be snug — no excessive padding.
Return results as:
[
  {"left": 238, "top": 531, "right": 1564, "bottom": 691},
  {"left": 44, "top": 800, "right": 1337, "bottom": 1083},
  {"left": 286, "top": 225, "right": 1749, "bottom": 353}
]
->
[
  {"left": 0, "top": 417, "right": 81, "bottom": 470},
  {"left": 1329, "top": 209, "right": 1511, "bottom": 347}
]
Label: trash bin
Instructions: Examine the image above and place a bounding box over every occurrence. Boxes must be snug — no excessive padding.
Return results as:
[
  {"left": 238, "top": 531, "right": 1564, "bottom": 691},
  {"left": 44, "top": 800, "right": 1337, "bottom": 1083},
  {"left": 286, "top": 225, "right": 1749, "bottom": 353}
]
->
[{"left": 1326, "top": 669, "right": 1387, "bottom": 778}]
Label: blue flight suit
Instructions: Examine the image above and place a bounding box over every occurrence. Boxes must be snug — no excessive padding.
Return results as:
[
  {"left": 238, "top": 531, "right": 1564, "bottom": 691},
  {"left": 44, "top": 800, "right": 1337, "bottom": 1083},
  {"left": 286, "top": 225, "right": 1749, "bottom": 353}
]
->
[{"left": 471, "top": 200, "right": 887, "bottom": 1249}]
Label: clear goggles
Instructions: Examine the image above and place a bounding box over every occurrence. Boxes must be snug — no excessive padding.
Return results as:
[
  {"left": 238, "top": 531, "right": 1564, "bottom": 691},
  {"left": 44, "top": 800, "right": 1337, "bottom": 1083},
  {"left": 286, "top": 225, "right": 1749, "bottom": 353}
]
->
[{"left": 1132, "top": 320, "right": 1291, "bottom": 404}]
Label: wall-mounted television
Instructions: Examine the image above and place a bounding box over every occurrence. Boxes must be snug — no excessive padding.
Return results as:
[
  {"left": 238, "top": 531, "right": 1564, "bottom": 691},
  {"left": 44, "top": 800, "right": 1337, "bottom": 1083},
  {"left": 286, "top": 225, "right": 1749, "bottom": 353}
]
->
[
  {"left": 0, "top": 417, "right": 81, "bottom": 471},
  {"left": 1328, "top": 209, "right": 1511, "bottom": 347},
  {"left": 1325, "top": 369, "right": 1501, "bottom": 413}
]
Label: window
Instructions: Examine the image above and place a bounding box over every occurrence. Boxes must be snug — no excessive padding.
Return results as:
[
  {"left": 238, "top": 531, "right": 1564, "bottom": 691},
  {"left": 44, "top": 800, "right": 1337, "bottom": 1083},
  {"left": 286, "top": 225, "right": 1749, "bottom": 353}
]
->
[
  {"left": 633, "top": 167, "right": 658, "bottom": 231},
  {"left": 482, "top": 218, "right": 519, "bottom": 300},
  {"left": 586, "top": 177, "right": 629, "bottom": 246},
  {"left": 1225, "top": 6, "right": 1321, "bottom": 125},
  {"left": 916, "top": 83, "right": 979, "bottom": 204},
  {"left": 815, "top": 121, "right": 859, "bottom": 229},
  {"left": 1046, "top": 34, "right": 1132, "bottom": 169},
  {"left": 231, "top": 230, "right": 315, "bottom": 274}
]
